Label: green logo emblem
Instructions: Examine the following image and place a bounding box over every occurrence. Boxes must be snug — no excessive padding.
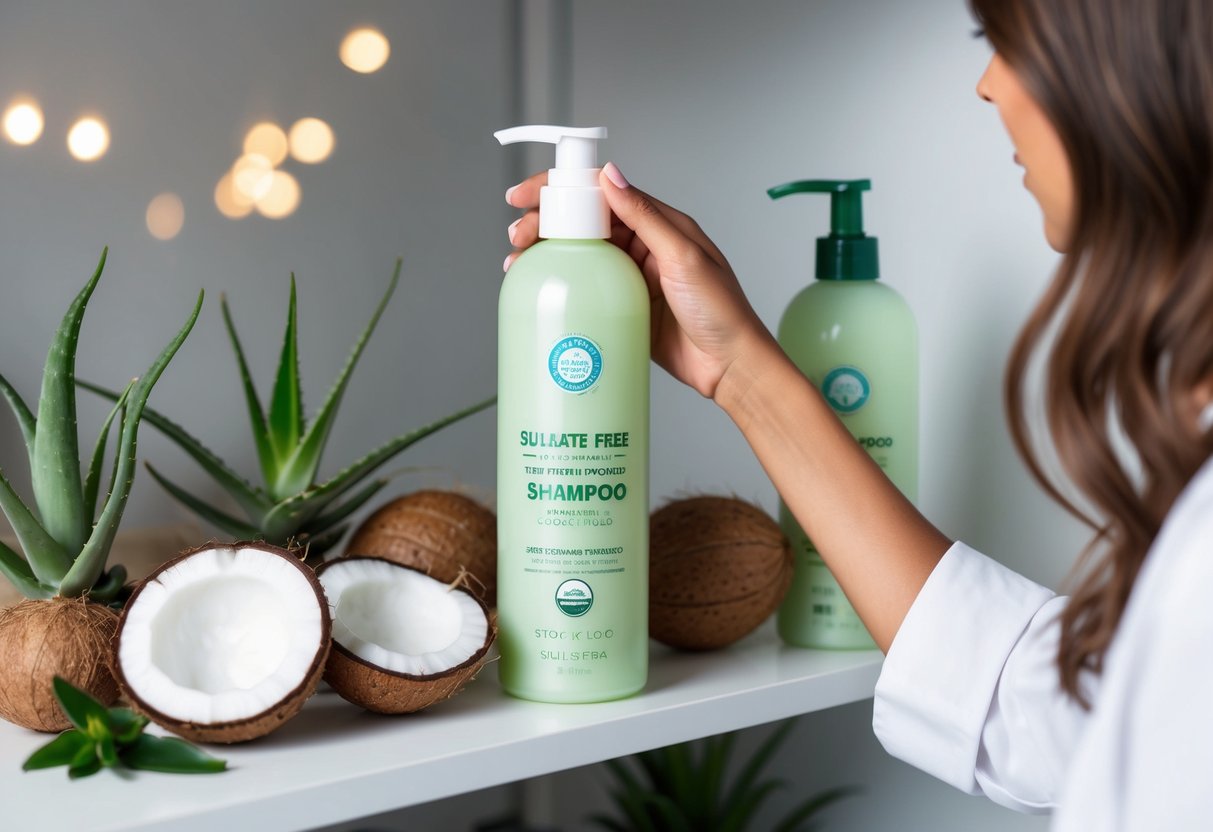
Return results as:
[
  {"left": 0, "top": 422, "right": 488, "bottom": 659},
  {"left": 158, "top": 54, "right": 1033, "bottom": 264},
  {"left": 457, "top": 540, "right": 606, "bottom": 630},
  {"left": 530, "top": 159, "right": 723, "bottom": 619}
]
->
[
  {"left": 555, "top": 579, "right": 593, "bottom": 617},
  {"left": 822, "top": 366, "right": 870, "bottom": 413}
]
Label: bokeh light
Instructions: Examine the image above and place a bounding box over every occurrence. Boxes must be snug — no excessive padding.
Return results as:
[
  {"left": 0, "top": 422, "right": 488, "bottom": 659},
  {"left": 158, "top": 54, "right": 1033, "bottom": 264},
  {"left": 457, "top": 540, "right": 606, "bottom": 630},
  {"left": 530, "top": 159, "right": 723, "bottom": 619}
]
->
[
  {"left": 255, "top": 170, "right": 300, "bottom": 219},
  {"left": 232, "top": 152, "right": 274, "bottom": 201},
  {"left": 215, "top": 173, "right": 254, "bottom": 219},
  {"left": 146, "top": 193, "right": 185, "bottom": 240},
  {"left": 340, "top": 28, "right": 390, "bottom": 73},
  {"left": 67, "top": 117, "right": 110, "bottom": 161},
  {"left": 288, "top": 117, "right": 334, "bottom": 164},
  {"left": 3, "top": 99, "right": 44, "bottom": 146},
  {"left": 243, "top": 122, "right": 288, "bottom": 166}
]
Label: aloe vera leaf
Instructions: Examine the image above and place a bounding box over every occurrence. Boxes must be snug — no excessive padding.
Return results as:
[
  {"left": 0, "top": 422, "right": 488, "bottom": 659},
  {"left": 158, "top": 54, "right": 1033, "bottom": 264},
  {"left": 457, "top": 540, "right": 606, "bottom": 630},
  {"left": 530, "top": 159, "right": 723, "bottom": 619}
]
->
[
  {"left": 60, "top": 291, "right": 203, "bottom": 598},
  {"left": 53, "top": 676, "right": 111, "bottom": 734},
  {"left": 145, "top": 464, "right": 261, "bottom": 539},
  {"left": 77, "top": 380, "right": 270, "bottom": 521},
  {"left": 720, "top": 720, "right": 797, "bottom": 823},
  {"left": 22, "top": 730, "right": 91, "bottom": 771},
  {"left": 0, "top": 538, "right": 53, "bottom": 599},
  {"left": 122, "top": 734, "right": 226, "bottom": 774},
  {"left": 219, "top": 293, "right": 278, "bottom": 489},
  {"left": 83, "top": 378, "right": 134, "bottom": 522},
  {"left": 720, "top": 779, "right": 785, "bottom": 832},
  {"left": 274, "top": 260, "right": 402, "bottom": 497},
  {"left": 640, "top": 793, "right": 692, "bottom": 832},
  {"left": 0, "top": 468, "right": 72, "bottom": 585},
  {"left": 87, "top": 564, "right": 127, "bottom": 603},
  {"left": 298, "top": 478, "right": 386, "bottom": 538},
  {"left": 31, "top": 248, "right": 107, "bottom": 555},
  {"left": 260, "top": 395, "right": 494, "bottom": 539},
  {"left": 267, "top": 275, "right": 303, "bottom": 471},
  {"left": 294, "top": 523, "right": 348, "bottom": 562},
  {"left": 0, "top": 372, "right": 36, "bottom": 463},
  {"left": 702, "top": 732, "right": 735, "bottom": 816},
  {"left": 771, "top": 786, "right": 862, "bottom": 832}
]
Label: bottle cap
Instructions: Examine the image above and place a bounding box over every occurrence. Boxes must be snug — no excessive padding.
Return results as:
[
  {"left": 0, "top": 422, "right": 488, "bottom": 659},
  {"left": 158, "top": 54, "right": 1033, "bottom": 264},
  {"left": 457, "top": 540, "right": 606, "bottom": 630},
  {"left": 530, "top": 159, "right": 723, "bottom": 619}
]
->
[
  {"left": 495, "top": 125, "right": 610, "bottom": 240},
  {"left": 768, "top": 179, "right": 879, "bottom": 281}
]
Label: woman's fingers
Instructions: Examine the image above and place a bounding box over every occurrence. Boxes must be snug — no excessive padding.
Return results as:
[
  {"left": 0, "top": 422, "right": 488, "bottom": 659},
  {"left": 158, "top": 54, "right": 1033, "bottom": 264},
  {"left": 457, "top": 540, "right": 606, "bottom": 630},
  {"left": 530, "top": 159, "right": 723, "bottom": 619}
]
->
[
  {"left": 509, "top": 209, "right": 541, "bottom": 249},
  {"left": 505, "top": 170, "right": 548, "bottom": 209},
  {"left": 599, "top": 163, "right": 706, "bottom": 269}
]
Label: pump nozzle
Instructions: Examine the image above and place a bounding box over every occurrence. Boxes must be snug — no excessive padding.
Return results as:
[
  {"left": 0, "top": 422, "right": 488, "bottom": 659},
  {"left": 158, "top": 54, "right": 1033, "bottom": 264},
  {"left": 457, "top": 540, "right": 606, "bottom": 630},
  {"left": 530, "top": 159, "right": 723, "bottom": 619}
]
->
[
  {"left": 768, "top": 179, "right": 879, "bottom": 281},
  {"left": 495, "top": 125, "right": 611, "bottom": 239}
]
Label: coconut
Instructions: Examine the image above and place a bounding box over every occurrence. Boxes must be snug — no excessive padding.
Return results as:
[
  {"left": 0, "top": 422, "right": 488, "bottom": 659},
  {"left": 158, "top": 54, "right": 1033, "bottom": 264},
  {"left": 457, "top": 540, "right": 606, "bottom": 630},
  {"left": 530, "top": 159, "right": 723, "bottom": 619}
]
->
[
  {"left": 315, "top": 556, "right": 495, "bottom": 714},
  {"left": 649, "top": 496, "right": 794, "bottom": 651},
  {"left": 0, "top": 598, "right": 120, "bottom": 732},
  {"left": 345, "top": 490, "right": 498, "bottom": 606},
  {"left": 112, "top": 542, "right": 331, "bottom": 744}
]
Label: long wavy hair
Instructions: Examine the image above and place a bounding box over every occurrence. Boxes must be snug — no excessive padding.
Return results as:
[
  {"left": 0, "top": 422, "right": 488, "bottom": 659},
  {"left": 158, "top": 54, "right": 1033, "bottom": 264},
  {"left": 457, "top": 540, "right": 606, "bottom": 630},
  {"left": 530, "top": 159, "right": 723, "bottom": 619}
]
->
[{"left": 970, "top": 0, "right": 1213, "bottom": 706}]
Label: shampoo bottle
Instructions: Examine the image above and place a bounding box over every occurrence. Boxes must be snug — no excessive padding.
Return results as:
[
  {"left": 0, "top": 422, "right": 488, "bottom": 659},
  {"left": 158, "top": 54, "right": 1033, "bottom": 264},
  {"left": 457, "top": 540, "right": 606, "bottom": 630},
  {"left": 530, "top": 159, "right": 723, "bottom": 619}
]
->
[
  {"left": 769, "top": 180, "right": 918, "bottom": 650},
  {"left": 494, "top": 125, "right": 650, "bottom": 702}
]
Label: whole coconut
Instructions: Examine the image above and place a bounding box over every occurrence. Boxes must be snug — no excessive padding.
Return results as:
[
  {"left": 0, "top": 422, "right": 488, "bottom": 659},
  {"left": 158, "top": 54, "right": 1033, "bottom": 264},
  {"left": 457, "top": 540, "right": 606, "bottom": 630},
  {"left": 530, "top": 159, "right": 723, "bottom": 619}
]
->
[
  {"left": 649, "top": 496, "right": 793, "bottom": 651},
  {"left": 0, "top": 598, "right": 120, "bottom": 732},
  {"left": 345, "top": 490, "right": 497, "bottom": 606}
]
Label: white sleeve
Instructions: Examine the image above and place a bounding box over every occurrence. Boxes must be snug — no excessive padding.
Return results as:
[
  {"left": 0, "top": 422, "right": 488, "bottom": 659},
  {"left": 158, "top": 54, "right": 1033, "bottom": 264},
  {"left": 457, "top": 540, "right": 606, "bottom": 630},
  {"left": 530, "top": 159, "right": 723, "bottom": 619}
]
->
[{"left": 872, "top": 542, "right": 1090, "bottom": 814}]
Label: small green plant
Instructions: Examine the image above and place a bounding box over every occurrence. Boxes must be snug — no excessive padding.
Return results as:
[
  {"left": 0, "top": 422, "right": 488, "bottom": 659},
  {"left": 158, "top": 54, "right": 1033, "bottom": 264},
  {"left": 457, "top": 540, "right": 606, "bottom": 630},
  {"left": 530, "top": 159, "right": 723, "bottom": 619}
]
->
[
  {"left": 0, "top": 248, "right": 202, "bottom": 600},
  {"left": 593, "top": 720, "right": 858, "bottom": 832},
  {"left": 22, "top": 677, "right": 226, "bottom": 779},
  {"left": 81, "top": 260, "right": 493, "bottom": 561}
]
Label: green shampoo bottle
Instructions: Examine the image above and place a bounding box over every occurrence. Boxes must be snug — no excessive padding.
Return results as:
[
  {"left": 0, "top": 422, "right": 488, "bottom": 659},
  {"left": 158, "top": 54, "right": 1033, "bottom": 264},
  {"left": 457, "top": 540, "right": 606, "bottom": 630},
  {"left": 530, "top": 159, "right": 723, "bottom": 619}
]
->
[
  {"left": 770, "top": 180, "right": 918, "bottom": 650},
  {"left": 494, "top": 125, "right": 650, "bottom": 702}
]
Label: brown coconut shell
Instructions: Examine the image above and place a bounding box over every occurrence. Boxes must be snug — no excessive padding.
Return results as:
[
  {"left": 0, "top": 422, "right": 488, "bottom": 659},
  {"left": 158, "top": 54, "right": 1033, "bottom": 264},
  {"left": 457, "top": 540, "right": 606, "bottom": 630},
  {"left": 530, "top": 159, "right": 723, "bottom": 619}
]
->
[
  {"left": 649, "top": 496, "right": 794, "bottom": 651},
  {"left": 112, "top": 542, "right": 332, "bottom": 744},
  {"left": 345, "top": 490, "right": 498, "bottom": 606},
  {"left": 316, "top": 557, "right": 496, "bottom": 715},
  {"left": 0, "top": 597, "right": 120, "bottom": 732}
]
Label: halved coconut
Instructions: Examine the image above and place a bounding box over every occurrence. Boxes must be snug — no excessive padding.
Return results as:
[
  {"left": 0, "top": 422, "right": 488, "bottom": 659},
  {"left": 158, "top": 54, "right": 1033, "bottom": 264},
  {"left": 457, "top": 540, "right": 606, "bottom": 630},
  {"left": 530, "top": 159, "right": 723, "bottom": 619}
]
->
[
  {"left": 315, "top": 556, "right": 495, "bottom": 714},
  {"left": 113, "top": 543, "right": 331, "bottom": 744}
]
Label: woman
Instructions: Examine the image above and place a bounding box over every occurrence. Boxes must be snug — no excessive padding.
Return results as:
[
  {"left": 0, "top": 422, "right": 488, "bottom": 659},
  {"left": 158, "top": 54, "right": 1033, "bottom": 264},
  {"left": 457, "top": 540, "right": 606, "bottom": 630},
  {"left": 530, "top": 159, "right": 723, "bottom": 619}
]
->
[{"left": 505, "top": 0, "right": 1212, "bottom": 827}]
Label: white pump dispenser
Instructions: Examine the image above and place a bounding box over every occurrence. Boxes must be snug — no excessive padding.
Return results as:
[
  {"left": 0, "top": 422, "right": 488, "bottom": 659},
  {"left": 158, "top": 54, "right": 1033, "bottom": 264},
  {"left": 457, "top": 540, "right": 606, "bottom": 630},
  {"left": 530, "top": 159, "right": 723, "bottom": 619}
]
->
[{"left": 494, "top": 125, "right": 610, "bottom": 240}]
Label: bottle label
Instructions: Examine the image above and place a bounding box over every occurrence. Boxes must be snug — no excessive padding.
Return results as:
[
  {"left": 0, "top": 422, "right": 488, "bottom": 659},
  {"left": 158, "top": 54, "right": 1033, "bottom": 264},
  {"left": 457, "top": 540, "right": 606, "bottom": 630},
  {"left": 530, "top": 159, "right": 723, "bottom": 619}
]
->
[
  {"left": 822, "top": 365, "right": 870, "bottom": 413},
  {"left": 555, "top": 579, "right": 594, "bottom": 617},
  {"left": 548, "top": 335, "right": 603, "bottom": 392}
]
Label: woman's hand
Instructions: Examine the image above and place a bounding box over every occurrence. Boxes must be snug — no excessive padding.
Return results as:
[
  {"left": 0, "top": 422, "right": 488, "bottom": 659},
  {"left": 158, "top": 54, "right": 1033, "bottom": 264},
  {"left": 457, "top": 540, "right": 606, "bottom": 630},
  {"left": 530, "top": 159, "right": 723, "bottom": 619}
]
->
[{"left": 504, "top": 162, "right": 779, "bottom": 400}]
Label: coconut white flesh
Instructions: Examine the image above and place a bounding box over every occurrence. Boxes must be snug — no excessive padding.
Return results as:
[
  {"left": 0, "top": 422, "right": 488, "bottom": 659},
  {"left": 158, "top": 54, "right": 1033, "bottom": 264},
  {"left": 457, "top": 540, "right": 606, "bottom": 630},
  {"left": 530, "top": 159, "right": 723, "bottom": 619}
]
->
[
  {"left": 320, "top": 560, "right": 488, "bottom": 677},
  {"left": 119, "top": 547, "right": 324, "bottom": 725}
]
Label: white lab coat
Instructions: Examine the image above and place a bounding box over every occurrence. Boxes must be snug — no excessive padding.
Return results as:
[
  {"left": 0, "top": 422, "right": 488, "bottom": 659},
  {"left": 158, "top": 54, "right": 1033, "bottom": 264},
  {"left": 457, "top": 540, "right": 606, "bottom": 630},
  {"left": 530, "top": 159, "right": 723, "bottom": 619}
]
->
[{"left": 872, "top": 455, "right": 1213, "bottom": 829}]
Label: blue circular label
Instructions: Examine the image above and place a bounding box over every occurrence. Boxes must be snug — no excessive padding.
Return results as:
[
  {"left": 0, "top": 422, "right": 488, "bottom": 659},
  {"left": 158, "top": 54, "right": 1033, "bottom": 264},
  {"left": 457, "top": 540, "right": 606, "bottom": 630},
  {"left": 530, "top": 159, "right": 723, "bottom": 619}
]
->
[
  {"left": 822, "top": 366, "right": 870, "bottom": 413},
  {"left": 548, "top": 336, "right": 602, "bottom": 393}
]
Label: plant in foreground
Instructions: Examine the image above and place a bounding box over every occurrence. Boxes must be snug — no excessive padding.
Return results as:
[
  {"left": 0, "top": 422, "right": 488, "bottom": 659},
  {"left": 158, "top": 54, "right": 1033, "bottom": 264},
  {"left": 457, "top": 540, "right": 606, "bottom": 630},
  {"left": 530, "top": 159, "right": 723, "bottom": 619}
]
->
[
  {"left": 82, "top": 260, "right": 494, "bottom": 562},
  {"left": 593, "top": 719, "right": 859, "bottom": 832},
  {"left": 0, "top": 249, "right": 201, "bottom": 731},
  {"left": 23, "top": 677, "right": 225, "bottom": 779}
]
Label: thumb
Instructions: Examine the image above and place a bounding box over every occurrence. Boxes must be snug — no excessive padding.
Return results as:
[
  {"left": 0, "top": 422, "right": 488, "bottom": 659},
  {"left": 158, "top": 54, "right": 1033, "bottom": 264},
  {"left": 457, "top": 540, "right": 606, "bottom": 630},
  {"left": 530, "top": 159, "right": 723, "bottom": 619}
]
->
[{"left": 599, "top": 163, "right": 699, "bottom": 264}]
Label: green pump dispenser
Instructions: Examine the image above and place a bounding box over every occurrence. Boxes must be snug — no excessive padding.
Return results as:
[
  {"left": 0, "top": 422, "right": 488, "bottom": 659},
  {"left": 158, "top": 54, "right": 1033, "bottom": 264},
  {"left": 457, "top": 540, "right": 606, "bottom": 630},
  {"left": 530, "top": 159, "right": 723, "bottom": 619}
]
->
[{"left": 769, "top": 178, "right": 918, "bottom": 650}]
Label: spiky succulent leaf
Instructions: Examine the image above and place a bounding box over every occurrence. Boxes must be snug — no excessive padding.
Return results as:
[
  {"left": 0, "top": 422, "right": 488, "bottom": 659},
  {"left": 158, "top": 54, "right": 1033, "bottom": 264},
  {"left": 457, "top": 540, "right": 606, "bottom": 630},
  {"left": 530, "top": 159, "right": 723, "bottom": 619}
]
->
[
  {"left": 88, "top": 564, "right": 127, "bottom": 603},
  {"left": 720, "top": 779, "right": 786, "bottom": 832},
  {"left": 0, "top": 468, "right": 72, "bottom": 585},
  {"left": 297, "top": 477, "right": 387, "bottom": 539},
  {"left": 267, "top": 275, "right": 303, "bottom": 471},
  {"left": 31, "top": 248, "right": 107, "bottom": 555},
  {"left": 220, "top": 292, "right": 277, "bottom": 488},
  {"left": 145, "top": 463, "right": 261, "bottom": 540},
  {"left": 259, "top": 395, "right": 494, "bottom": 540},
  {"left": 59, "top": 290, "right": 203, "bottom": 598},
  {"left": 0, "top": 538, "right": 53, "bottom": 598},
  {"left": 294, "top": 522, "right": 349, "bottom": 561},
  {"left": 274, "top": 260, "right": 401, "bottom": 497},
  {"left": 0, "top": 371, "right": 37, "bottom": 464},
  {"left": 83, "top": 378, "right": 134, "bottom": 522},
  {"left": 720, "top": 719, "right": 796, "bottom": 824},
  {"left": 771, "top": 786, "right": 861, "bottom": 832},
  {"left": 77, "top": 380, "right": 271, "bottom": 521}
]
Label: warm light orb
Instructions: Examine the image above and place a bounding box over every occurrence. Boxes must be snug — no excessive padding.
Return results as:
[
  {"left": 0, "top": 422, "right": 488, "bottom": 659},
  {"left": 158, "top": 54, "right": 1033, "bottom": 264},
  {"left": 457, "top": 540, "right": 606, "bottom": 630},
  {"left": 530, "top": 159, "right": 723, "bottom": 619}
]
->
[
  {"left": 288, "top": 117, "right": 334, "bottom": 164},
  {"left": 243, "top": 122, "right": 288, "bottom": 166},
  {"left": 67, "top": 116, "right": 110, "bottom": 161},
  {"left": 232, "top": 152, "right": 275, "bottom": 201},
  {"left": 215, "top": 173, "right": 253, "bottom": 219},
  {"left": 146, "top": 192, "right": 185, "bottom": 240},
  {"left": 256, "top": 170, "right": 301, "bottom": 219},
  {"left": 3, "top": 100, "right": 43, "bottom": 145},
  {"left": 340, "top": 27, "right": 390, "bottom": 73}
]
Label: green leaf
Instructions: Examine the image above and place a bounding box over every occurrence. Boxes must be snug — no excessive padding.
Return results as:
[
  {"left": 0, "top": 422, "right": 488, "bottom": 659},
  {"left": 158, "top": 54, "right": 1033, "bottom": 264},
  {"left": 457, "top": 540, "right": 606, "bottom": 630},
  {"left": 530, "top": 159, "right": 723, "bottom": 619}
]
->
[
  {"left": 662, "top": 743, "right": 696, "bottom": 811},
  {"left": 702, "top": 732, "right": 736, "bottom": 818},
  {"left": 721, "top": 779, "right": 785, "bottom": 832},
  {"left": 260, "top": 396, "right": 495, "bottom": 540},
  {"left": 83, "top": 378, "right": 134, "bottom": 523},
  {"left": 274, "top": 260, "right": 401, "bottom": 498},
  {"left": 721, "top": 719, "right": 797, "bottom": 821},
  {"left": 52, "top": 676, "right": 111, "bottom": 734},
  {"left": 609, "top": 787, "right": 659, "bottom": 832},
  {"left": 68, "top": 754, "right": 102, "bottom": 780},
  {"left": 0, "top": 371, "right": 37, "bottom": 465},
  {"left": 145, "top": 464, "right": 261, "bottom": 540},
  {"left": 0, "top": 468, "right": 72, "bottom": 586},
  {"left": 267, "top": 275, "right": 303, "bottom": 470},
  {"left": 108, "top": 708, "right": 150, "bottom": 745},
  {"left": 77, "top": 380, "right": 270, "bottom": 522},
  {"left": 97, "top": 732, "right": 119, "bottom": 767},
  {"left": 0, "top": 538, "right": 54, "bottom": 599},
  {"left": 60, "top": 291, "right": 204, "bottom": 598},
  {"left": 294, "top": 523, "right": 348, "bottom": 563},
  {"left": 640, "top": 792, "right": 692, "bottom": 832},
  {"left": 220, "top": 293, "right": 278, "bottom": 489},
  {"left": 298, "top": 478, "right": 387, "bottom": 539},
  {"left": 88, "top": 564, "right": 127, "bottom": 603},
  {"left": 122, "top": 735, "right": 227, "bottom": 774},
  {"left": 32, "top": 248, "right": 106, "bottom": 555},
  {"left": 22, "top": 730, "right": 91, "bottom": 771},
  {"left": 772, "top": 786, "right": 862, "bottom": 832},
  {"left": 604, "top": 757, "right": 647, "bottom": 798}
]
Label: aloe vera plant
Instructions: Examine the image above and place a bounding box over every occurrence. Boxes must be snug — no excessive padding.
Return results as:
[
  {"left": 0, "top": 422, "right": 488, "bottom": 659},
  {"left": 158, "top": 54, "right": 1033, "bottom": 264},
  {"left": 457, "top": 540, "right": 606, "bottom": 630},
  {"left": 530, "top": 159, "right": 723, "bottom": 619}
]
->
[
  {"left": 82, "top": 260, "right": 494, "bottom": 562},
  {"left": 0, "top": 249, "right": 202, "bottom": 601}
]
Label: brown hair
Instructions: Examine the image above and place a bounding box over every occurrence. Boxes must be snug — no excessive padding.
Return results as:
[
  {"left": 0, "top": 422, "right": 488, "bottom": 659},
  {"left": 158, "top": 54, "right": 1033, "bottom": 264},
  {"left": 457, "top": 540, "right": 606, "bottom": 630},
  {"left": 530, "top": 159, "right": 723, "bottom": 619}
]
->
[{"left": 970, "top": 0, "right": 1213, "bottom": 706}]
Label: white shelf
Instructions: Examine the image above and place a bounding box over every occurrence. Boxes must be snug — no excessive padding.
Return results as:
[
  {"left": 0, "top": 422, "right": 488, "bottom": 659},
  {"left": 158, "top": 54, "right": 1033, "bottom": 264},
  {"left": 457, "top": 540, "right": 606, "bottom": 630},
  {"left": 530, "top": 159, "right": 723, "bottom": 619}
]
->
[{"left": 0, "top": 623, "right": 882, "bottom": 832}]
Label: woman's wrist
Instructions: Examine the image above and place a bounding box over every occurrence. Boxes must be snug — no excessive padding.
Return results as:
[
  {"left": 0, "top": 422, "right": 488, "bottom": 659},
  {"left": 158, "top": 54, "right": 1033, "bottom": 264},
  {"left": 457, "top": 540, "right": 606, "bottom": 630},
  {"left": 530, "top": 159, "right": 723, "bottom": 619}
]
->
[{"left": 713, "top": 329, "right": 799, "bottom": 428}]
